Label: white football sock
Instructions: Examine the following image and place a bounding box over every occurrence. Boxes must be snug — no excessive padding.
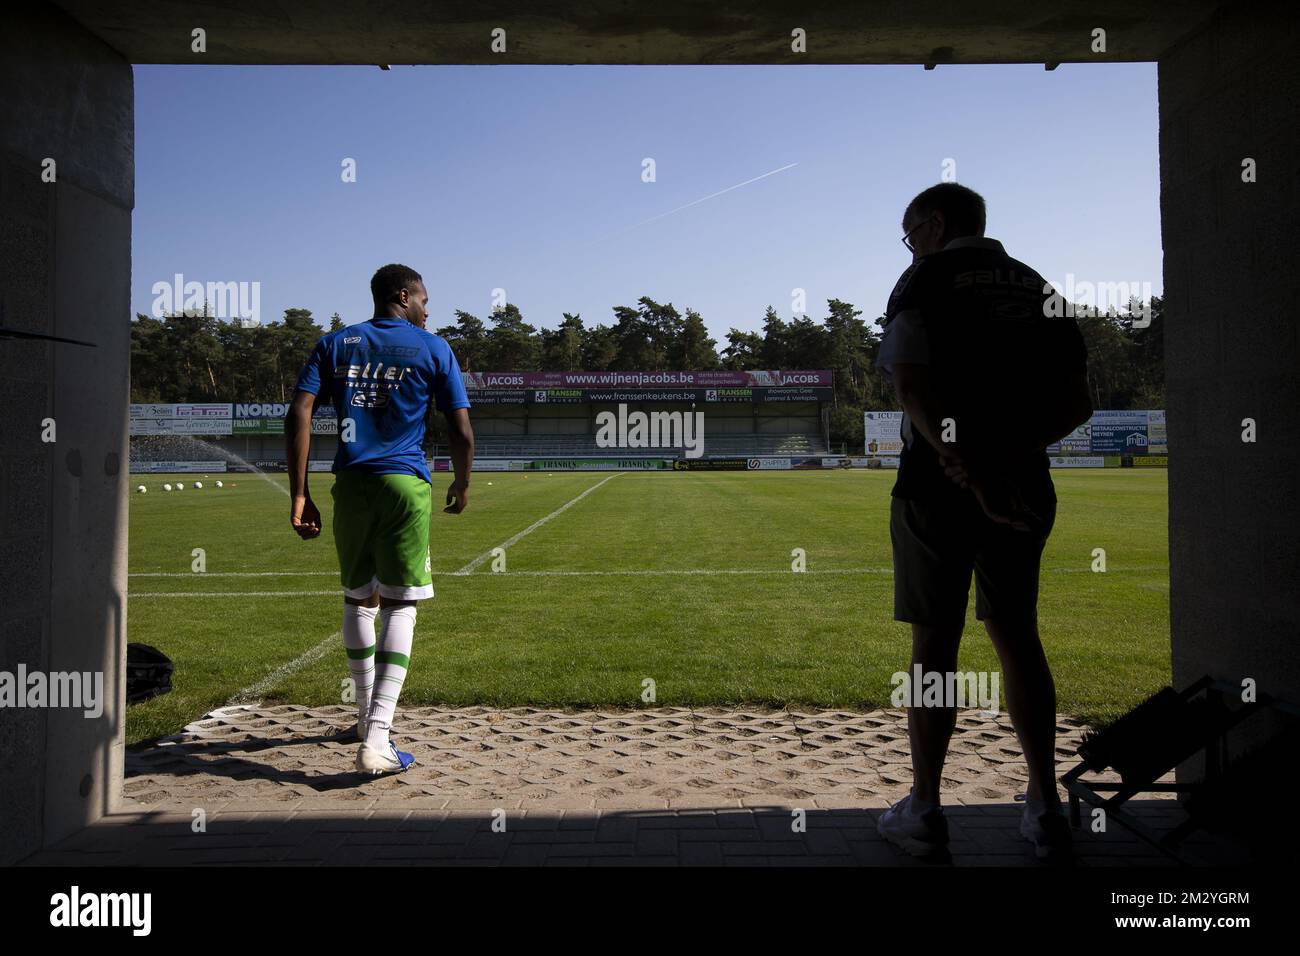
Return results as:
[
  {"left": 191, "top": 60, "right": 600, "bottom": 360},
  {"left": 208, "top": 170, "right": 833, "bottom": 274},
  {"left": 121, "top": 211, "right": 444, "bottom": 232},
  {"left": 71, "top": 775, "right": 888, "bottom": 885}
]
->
[
  {"left": 365, "top": 604, "right": 417, "bottom": 750},
  {"left": 342, "top": 603, "right": 378, "bottom": 727}
]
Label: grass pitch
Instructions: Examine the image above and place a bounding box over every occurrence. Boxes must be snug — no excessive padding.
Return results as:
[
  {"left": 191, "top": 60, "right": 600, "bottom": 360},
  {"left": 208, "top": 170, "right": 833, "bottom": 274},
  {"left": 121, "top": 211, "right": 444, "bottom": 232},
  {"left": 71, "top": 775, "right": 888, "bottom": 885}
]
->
[{"left": 125, "top": 469, "right": 1170, "bottom": 746}]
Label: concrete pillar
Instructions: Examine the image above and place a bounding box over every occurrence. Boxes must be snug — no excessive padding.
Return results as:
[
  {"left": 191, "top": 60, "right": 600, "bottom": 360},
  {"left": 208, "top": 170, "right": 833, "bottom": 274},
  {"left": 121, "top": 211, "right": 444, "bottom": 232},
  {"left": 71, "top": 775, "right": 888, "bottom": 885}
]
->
[
  {"left": 0, "top": 2, "right": 132, "bottom": 864},
  {"left": 1159, "top": 2, "right": 1300, "bottom": 778}
]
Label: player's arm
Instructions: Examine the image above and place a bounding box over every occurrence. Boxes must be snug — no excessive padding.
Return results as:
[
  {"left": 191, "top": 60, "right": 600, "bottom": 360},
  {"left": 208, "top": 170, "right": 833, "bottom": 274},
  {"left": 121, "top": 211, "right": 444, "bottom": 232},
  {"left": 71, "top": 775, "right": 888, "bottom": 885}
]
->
[
  {"left": 286, "top": 389, "right": 321, "bottom": 539},
  {"left": 890, "top": 362, "right": 951, "bottom": 454},
  {"left": 877, "top": 296, "right": 950, "bottom": 451},
  {"left": 444, "top": 407, "right": 474, "bottom": 514},
  {"left": 433, "top": 342, "right": 474, "bottom": 514},
  {"left": 287, "top": 337, "right": 331, "bottom": 538}
]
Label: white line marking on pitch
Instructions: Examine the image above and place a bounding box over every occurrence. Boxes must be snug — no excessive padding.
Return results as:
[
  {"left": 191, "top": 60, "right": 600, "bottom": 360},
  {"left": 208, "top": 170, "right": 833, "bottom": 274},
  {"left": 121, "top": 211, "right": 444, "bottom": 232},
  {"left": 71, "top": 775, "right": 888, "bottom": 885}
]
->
[
  {"left": 131, "top": 568, "right": 884, "bottom": 579},
  {"left": 129, "top": 565, "right": 1166, "bottom": 579},
  {"left": 133, "top": 590, "right": 342, "bottom": 597},
  {"left": 130, "top": 572, "right": 340, "bottom": 578},
  {"left": 454, "top": 472, "right": 622, "bottom": 575},
  {"left": 129, "top": 564, "right": 1168, "bottom": 596},
  {"left": 226, "top": 629, "right": 341, "bottom": 704},
  {"left": 455, "top": 567, "right": 896, "bottom": 577}
]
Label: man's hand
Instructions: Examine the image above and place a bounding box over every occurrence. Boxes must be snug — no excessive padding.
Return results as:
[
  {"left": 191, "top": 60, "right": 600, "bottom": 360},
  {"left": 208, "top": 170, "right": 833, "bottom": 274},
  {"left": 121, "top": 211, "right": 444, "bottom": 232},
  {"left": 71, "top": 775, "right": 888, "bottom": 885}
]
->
[
  {"left": 291, "top": 494, "right": 322, "bottom": 539},
  {"left": 969, "top": 478, "right": 1037, "bottom": 532},
  {"left": 940, "top": 451, "right": 1040, "bottom": 533},
  {"left": 444, "top": 479, "right": 469, "bottom": 514},
  {"left": 939, "top": 452, "right": 972, "bottom": 489}
]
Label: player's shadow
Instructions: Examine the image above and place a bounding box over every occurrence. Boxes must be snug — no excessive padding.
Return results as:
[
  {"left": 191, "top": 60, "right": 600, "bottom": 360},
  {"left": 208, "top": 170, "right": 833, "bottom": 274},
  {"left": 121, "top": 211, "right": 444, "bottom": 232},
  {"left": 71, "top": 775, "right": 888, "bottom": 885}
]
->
[{"left": 126, "top": 723, "right": 390, "bottom": 793}]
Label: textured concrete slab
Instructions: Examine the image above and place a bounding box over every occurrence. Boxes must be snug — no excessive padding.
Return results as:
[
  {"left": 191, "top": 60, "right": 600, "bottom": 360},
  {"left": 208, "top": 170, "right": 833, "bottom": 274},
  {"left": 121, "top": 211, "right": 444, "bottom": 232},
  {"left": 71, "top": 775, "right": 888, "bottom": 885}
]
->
[
  {"left": 112, "top": 704, "right": 1108, "bottom": 810},
  {"left": 20, "top": 704, "right": 1250, "bottom": 866}
]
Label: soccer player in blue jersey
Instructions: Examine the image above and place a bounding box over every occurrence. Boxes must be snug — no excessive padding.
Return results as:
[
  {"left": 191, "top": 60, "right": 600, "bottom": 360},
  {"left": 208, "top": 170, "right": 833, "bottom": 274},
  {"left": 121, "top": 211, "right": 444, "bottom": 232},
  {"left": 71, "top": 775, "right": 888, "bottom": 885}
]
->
[{"left": 286, "top": 264, "right": 474, "bottom": 776}]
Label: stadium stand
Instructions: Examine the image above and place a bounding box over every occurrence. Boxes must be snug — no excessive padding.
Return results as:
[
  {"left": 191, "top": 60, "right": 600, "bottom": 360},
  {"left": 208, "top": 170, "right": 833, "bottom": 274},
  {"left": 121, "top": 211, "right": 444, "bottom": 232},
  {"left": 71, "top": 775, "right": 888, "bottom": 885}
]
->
[
  {"left": 471, "top": 431, "right": 826, "bottom": 459},
  {"left": 128, "top": 372, "right": 844, "bottom": 467}
]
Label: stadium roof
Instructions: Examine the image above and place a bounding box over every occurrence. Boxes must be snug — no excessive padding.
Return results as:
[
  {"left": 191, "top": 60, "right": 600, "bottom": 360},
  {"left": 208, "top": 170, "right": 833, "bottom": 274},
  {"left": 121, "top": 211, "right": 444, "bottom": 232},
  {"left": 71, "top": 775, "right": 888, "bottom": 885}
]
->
[{"left": 47, "top": 1, "right": 1217, "bottom": 65}]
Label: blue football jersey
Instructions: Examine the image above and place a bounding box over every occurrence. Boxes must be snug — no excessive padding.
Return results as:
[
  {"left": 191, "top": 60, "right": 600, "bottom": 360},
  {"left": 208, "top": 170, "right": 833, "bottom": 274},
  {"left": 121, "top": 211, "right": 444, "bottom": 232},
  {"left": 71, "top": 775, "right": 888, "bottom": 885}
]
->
[{"left": 294, "top": 316, "right": 470, "bottom": 483}]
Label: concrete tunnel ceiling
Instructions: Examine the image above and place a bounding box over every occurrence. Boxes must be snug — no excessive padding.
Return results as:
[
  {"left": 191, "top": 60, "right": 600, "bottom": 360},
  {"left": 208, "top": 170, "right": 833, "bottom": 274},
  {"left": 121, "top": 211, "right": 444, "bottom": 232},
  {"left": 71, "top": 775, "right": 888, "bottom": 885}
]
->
[{"left": 49, "top": 1, "right": 1220, "bottom": 65}]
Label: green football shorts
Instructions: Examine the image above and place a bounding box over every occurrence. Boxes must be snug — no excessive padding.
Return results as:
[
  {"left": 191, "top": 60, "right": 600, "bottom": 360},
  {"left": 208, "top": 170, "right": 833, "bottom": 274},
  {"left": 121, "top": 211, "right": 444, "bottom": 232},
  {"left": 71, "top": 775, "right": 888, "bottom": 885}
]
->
[{"left": 330, "top": 470, "right": 434, "bottom": 601}]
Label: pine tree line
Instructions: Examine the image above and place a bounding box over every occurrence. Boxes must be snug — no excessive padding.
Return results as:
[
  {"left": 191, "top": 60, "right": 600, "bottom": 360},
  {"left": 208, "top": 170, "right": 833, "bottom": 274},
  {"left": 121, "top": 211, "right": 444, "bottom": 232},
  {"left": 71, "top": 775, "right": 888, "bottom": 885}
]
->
[{"left": 131, "top": 296, "right": 1164, "bottom": 448}]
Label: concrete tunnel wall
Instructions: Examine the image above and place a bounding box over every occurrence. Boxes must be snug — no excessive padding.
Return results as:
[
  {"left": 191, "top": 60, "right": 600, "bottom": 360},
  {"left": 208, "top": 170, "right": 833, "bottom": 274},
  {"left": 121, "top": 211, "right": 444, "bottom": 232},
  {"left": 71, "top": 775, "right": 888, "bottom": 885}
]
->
[
  {"left": 1, "top": 0, "right": 1296, "bottom": 863},
  {"left": 0, "top": 4, "right": 132, "bottom": 864},
  {"left": 1159, "top": 5, "right": 1300, "bottom": 775}
]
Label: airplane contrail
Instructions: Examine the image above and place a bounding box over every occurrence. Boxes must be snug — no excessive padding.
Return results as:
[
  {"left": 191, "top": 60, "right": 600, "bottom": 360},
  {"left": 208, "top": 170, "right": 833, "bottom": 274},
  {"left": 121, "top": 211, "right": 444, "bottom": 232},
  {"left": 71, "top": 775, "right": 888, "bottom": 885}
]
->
[{"left": 599, "top": 161, "right": 799, "bottom": 241}]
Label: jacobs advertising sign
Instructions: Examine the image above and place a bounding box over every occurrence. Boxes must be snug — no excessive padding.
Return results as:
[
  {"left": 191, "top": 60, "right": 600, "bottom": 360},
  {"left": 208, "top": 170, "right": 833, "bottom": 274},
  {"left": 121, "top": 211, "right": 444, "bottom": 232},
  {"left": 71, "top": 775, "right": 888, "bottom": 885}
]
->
[
  {"left": 462, "top": 370, "right": 833, "bottom": 390},
  {"left": 751, "top": 387, "right": 832, "bottom": 403},
  {"left": 466, "top": 386, "right": 833, "bottom": 405}
]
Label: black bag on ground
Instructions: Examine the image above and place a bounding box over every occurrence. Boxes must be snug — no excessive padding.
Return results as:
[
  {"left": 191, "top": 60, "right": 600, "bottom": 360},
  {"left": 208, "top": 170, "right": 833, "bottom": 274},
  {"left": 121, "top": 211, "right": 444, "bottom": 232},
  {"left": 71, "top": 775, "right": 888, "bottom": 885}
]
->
[{"left": 126, "top": 643, "right": 173, "bottom": 703}]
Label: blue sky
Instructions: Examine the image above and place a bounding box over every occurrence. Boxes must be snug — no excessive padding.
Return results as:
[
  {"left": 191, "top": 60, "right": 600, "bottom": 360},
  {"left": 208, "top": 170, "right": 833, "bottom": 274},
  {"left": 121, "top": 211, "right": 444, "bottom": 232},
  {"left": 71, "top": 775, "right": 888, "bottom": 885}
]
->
[{"left": 133, "top": 63, "right": 1161, "bottom": 341}]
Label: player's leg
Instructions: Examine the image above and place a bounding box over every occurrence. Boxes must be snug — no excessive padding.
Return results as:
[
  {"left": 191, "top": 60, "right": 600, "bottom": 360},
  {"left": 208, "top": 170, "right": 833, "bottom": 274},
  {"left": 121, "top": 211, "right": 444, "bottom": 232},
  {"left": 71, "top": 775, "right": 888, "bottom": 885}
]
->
[
  {"left": 365, "top": 596, "right": 419, "bottom": 754},
  {"left": 973, "top": 498, "right": 1059, "bottom": 806},
  {"left": 341, "top": 592, "right": 379, "bottom": 740},
  {"left": 878, "top": 496, "right": 972, "bottom": 856},
  {"left": 891, "top": 497, "right": 973, "bottom": 801},
  {"left": 358, "top": 474, "right": 433, "bottom": 772},
  {"left": 331, "top": 472, "right": 381, "bottom": 738},
  {"left": 907, "top": 621, "right": 963, "bottom": 806},
  {"left": 983, "top": 616, "right": 1070, "bottom": 860},
  {"left": 983, "top": 617, "right": 1057, "bottom": 804},
  {"left": 974, "top": 497, "right": 1071, "bottom": 859}
]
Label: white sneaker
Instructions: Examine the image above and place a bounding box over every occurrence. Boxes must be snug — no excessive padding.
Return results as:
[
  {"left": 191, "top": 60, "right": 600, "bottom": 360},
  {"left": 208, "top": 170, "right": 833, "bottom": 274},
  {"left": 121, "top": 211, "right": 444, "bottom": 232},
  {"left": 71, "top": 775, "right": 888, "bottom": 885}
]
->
[
  {"left": 355, "top": 740, "right": 416, "bottom": 776},
  {"left": 877, "top": 795, "right": 950, "bottom": 858}
]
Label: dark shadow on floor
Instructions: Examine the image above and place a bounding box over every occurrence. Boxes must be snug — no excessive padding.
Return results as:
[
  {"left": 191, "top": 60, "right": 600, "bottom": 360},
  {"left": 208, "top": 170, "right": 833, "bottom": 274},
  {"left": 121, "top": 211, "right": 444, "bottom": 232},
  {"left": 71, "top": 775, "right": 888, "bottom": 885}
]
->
[{"left": 21, "top": 799, "right": 1252, "bottom": 867}]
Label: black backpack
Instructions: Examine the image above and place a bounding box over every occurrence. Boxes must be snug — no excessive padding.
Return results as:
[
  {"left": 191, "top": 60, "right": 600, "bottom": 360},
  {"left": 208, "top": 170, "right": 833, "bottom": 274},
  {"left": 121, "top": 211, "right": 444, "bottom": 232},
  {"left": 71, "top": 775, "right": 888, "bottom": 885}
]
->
[{"left": 126, "top": 643, "right": 173, "bottom": 704}]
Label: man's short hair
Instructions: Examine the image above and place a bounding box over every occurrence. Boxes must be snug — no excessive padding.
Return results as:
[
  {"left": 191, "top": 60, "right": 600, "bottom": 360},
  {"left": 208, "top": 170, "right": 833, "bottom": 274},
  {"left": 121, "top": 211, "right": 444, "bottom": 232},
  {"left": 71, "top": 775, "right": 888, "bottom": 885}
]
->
[
  {"left": 370, "top": 263, "right": 424, "bottom": 306},
  {"left": 904, "top": 183, "right": 986, "bottom": 238}
]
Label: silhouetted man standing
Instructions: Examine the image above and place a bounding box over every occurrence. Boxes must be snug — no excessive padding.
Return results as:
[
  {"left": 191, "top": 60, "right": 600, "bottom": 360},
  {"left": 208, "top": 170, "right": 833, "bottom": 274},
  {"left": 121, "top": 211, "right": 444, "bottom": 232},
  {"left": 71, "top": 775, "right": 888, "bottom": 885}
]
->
[{"left": 873, "top": 183, "right": 1092, "bottom": 862}]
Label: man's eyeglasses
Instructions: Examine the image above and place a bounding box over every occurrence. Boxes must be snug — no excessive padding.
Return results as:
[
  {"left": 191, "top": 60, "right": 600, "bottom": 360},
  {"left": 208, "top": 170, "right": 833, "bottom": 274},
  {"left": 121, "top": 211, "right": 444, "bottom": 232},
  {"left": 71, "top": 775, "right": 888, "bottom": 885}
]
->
[{"left": 901, "top": 214, "right": 937, "bottom": 253}]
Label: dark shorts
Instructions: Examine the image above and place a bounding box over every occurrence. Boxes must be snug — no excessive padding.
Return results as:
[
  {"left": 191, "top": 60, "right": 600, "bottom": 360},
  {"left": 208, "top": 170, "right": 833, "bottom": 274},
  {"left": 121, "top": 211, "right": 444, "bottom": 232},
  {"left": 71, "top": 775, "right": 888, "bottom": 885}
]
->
[{"left": 889, "top": 494, "right": 1056, "bottom": 628}]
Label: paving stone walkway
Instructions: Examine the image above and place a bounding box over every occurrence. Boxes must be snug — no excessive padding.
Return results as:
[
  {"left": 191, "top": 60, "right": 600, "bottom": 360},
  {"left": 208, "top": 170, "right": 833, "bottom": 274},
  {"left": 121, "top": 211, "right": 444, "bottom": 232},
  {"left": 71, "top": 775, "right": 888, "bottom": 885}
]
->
[{"left": 23, "top": 705, "right": 1244, "bottom": 866}]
